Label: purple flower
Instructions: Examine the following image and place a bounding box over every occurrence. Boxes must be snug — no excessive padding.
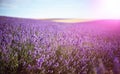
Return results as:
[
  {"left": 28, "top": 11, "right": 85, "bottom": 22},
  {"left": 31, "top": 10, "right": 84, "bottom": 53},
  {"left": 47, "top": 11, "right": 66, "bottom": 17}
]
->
[{"left": 37, "top": 57, "right": 44, "bottom": 68}]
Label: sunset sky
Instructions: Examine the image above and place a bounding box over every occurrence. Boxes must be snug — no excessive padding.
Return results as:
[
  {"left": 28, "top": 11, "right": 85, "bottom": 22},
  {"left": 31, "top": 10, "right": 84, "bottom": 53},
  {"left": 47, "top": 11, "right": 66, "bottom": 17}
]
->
[{"left": 0, "top": 0, "right": 120, "bottom": 19}]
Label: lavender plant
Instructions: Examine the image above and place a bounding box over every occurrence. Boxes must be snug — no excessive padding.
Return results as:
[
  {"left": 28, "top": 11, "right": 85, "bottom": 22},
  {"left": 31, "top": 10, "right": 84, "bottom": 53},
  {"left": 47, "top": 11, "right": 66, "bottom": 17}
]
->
[{"left": 0, "top": 16, "right": 120, "bottom": 74}]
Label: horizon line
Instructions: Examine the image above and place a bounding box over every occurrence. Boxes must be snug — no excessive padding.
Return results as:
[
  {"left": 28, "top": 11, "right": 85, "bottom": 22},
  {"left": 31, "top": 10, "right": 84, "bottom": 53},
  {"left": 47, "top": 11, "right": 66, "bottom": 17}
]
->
[{"left": 1, "top": 15, "right": 120, "bottom": 20}]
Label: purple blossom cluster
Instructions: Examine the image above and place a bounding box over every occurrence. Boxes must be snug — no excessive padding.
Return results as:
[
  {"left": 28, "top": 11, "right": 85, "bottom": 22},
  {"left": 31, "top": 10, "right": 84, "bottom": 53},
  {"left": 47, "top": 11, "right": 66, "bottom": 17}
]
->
[{"left": 0, "top": 16, "right": 120, "bottom": 74}]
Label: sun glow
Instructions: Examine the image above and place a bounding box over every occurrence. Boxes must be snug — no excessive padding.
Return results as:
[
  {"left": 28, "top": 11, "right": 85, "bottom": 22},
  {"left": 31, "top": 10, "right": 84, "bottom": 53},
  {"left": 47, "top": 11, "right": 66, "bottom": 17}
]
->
[
  {"left": 51, "top": 19, "right": 92, "bottom": 23},
  {"left": 98, "top": 0, "right": 120, "bottom": 19}
]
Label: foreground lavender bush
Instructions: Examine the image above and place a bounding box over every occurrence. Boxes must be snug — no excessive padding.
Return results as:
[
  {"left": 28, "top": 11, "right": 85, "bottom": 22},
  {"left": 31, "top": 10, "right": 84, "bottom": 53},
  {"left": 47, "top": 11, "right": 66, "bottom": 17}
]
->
[{"left": 0, "top": 17, "right": 120, "bottom": 74}]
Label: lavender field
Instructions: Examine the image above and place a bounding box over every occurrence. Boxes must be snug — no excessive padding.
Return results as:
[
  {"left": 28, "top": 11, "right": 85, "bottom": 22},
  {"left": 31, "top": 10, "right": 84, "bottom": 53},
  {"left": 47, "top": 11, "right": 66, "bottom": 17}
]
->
[{"left": 0, "top": 16, "right": 120, "bottom": 74}]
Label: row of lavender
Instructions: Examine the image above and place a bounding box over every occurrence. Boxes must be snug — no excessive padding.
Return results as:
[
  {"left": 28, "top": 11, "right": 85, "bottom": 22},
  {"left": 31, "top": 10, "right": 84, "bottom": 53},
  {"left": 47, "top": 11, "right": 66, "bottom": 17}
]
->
[{"left": 0, "top": 17, "right": 120, "bottom": 74}]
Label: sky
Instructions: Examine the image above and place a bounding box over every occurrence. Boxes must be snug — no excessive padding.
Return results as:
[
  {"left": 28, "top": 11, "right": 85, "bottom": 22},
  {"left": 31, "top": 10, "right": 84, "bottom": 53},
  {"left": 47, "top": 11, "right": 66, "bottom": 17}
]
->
[{"left": 0, "top": 0, "right": 120, "bottom": 19}]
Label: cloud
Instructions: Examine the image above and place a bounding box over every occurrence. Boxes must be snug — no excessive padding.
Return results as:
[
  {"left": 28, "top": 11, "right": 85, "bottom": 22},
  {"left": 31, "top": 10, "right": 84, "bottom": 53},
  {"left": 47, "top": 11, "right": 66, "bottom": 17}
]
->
[
  {"left": 0, "top": 3, "right": 17, "bottom": 9},
  {"left": 0, "top": 0, "right": 14, "bottom": 4},
  {"left": 0, "top": 0, "right": 32, "bottom": 8},
  {"left": 0, "top": 0, "right": 18, "bottom": 9}
]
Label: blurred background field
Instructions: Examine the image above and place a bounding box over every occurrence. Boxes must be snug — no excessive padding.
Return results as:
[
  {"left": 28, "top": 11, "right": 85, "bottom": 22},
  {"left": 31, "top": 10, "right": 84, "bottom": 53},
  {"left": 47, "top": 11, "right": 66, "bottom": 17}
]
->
[{"left": 0, "top": 16, "right": 120, "bottom": 74}]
